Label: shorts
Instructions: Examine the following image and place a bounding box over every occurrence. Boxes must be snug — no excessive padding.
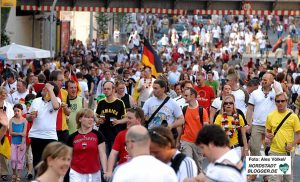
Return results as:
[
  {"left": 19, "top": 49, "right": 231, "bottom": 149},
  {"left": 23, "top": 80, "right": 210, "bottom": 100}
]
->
[
  {"left": 69, "top": 168, "right": 101, "bottom": 182},
  {"left": 26, "top": 145, "right": 33, "bottom": 164}
]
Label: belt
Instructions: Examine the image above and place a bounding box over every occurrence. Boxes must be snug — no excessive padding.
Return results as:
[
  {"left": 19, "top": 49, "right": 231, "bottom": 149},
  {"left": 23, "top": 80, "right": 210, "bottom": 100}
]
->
[{"left": 230, "top": 144, "right": 240, "bottom": 149}]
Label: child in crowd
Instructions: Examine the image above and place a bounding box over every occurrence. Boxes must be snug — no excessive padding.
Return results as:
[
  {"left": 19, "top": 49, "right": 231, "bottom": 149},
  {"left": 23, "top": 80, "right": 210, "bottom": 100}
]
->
[{"left": 9, "top": 104, "right": 28, "bottom": 182}]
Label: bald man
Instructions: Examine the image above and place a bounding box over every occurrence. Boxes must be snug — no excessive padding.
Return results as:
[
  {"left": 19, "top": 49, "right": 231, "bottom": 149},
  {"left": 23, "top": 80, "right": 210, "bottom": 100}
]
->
[
  {"left": 96, "top": 81, "right": 126, "bottom": 155},
  {"left": 246, "top": 72, "right": 280, "bottom": 156},
  {"left": 112, "top": 126, "right": 177, "bottom": 182}
]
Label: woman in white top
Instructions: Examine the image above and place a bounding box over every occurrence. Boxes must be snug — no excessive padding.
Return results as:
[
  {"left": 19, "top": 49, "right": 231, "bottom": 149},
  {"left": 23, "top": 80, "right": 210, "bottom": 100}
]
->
[{"left": 210, "top": 84, "right": 232, "bottom": 123}]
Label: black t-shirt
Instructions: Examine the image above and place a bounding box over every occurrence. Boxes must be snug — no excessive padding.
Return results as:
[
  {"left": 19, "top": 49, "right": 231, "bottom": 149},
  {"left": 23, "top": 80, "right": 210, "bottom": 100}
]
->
[
  {"left": 96, "top": 98, "right": 126, "bottom": 141},
  {"left": 84, "top": 74, "right": 94, "bottom": 91}
]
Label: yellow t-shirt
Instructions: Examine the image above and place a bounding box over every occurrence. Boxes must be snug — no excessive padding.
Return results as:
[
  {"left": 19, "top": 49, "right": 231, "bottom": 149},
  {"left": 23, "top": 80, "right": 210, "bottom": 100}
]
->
[
  {"left": 265, "top": 110, "right": 300, "bottom": 154},
  {"left": 214, "top": 114, "right": 245, "bottom": 147}
]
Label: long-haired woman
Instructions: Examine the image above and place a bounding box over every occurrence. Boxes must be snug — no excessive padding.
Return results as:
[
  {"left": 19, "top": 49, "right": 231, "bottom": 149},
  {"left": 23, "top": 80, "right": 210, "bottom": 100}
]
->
[
  {"left": 213, "top": 95, "right": 248, "bottom": 158},
  {"left": 34, "top": 142, "right": 72, "bottom": 182}
]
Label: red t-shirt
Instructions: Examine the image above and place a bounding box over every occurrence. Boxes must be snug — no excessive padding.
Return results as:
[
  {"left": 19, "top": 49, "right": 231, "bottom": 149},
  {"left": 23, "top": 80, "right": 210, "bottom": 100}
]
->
[
  {"left": 112, "top": 129, "right": 130, "bottom": 164},
  {"left": 194, "top": 85, "right": 215, "bottom": 110},
  {"left": 23, "top": 113, "right": 32, "bottom": 145},
  {"left": 67, "top": 130, "right": 105, "bottom": 174}
]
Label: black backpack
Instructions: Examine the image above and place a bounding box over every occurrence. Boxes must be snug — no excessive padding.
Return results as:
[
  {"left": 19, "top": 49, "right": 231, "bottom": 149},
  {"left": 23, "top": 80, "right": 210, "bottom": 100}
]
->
[
  {"left": 171, "top": 153, "right": 186, "bottom": 173},
  {"left": 182, "top": 106, "right": 204, "bottom": 125}
]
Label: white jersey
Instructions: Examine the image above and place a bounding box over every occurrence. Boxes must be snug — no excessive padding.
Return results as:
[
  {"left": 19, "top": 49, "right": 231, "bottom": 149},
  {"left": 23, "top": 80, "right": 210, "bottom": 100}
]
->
[
  {"left": 112, "top": 155, "right": 177, "bottom": 182},
  {"left": 206, "top": 149, "right": 246, "bottom": 182}
]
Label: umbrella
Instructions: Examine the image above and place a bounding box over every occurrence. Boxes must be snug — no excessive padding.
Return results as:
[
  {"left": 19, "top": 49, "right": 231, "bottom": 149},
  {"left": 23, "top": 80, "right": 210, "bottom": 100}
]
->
[{"left": 0, "top": 43, "right": 51, "bottom": 60}]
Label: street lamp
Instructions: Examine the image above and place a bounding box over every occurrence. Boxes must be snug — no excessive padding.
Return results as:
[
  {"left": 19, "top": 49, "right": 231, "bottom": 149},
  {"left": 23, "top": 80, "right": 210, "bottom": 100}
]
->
[{"left": 50, "top": 0, "right": 58, "bottom": 58}]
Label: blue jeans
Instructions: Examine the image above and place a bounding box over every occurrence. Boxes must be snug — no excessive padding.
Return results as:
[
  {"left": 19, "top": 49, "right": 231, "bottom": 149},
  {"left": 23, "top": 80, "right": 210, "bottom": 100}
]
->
[{"left": 277, "top": 31, "right": 283, "bottom": 38}]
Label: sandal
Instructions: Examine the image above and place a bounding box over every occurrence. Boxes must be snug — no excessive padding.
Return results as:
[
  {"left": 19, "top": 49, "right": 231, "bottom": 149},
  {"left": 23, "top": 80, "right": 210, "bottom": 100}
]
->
[{"left": 11, "top": 175, "right": 17, "bottom": 182}]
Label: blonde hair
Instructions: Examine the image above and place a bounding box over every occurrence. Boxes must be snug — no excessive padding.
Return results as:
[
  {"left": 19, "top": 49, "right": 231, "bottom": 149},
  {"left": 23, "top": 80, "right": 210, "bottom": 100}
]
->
[
  {"left": 36, "top": 142, "right": 72, "bottom": 177},
  {"left": 275, "top": 92, "right": 288, "bottom": 101},
  {"left": 220, "top": 94, "right": 237, "bottom": 114},
  {"left": 76, "top": 108, "right": 94, "bottom": 129}
]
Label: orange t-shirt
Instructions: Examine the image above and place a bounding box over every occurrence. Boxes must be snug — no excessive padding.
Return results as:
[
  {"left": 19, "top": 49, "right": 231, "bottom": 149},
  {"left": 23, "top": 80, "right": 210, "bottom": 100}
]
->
[{"left": 181, "top": 106, "right": 209, "bottom": 143}]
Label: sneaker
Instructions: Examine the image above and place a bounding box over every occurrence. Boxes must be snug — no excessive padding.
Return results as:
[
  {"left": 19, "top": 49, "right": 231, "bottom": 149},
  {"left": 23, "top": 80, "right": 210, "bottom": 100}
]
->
[{"left": 27, "top": 173, "right": 33, "bottom": 180}]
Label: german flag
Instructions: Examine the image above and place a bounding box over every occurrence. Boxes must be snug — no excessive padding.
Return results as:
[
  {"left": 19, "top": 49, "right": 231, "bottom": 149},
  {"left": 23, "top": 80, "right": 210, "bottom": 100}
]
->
[
  {"left": 69, "top": 70, "right": 82, "bottom": 96},
  {"left": 142, "top": 37, "right": 163, "bottom": 77}
]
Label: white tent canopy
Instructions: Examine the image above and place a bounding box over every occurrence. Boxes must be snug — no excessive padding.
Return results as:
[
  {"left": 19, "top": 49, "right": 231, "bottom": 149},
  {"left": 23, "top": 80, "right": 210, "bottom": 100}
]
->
[{"left": 0, "top": 43, "right": 51, "bottom": 60}]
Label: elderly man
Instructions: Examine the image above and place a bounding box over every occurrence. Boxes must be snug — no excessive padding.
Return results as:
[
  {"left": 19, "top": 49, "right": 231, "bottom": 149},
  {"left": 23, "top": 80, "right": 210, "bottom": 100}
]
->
[
  {"left": 265, "top": 92, "right": 300, "bottom": 182},
  {"left": 112, "top": 125, "right": 177, "bottom": 182}
]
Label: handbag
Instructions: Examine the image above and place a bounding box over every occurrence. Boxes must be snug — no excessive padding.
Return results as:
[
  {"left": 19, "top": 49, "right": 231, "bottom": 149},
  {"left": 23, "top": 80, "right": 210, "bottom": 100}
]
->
[
  {"left": 144, "top": 96, "right": 170, "bottom": 128},
  {"left": 265, "top": 112, "right": 292, "bottom": 156}
]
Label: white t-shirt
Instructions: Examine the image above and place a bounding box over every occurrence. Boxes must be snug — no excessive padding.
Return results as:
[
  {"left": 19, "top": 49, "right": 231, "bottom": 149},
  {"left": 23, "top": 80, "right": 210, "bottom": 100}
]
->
[
  {"left": 4, "top": 81, "right": 17, "bottom": 95},
  {"left": 206, "top": 149, "right": 246, "bottom": 182},
  {"left": 173, "top": 96, "right": 188, "bottom": 109},
  {"left": 143, "top": 96, "right": 183, "bottom": 129},
  {"left": 137, "top": 78, "right": 155, "bottom": 103},
  {"left": 211, "top": 97, "right": 222, "bottom": 111},
  {"left": 167, "top": 151, "right": 198, "bottom": 182},
  {"left": 291, "top": 84, "right": 300, "bottom": 94},
  {"left": 79, "top": 80, "right": 89, "bottom": 99},
  {"left": 7, "top": 91, "right": 29, "bottom": 105},
  {"left": 7, "top": 90, "right": 35, "bottom": 113},
  {"left": 248, "top": 88, "right": 276, "bottom": 126},
  {"left": 4, "top": 101, "right": 14, "bottom": 121},
  {"left": 232, "top": 89, "right": 247, "bottom": 115},
  {"left": 28, "top": 97, "right": 61, "bottom": 140},
  {"left": 112, "top": 155, "right": 177, "bottom": 182}
]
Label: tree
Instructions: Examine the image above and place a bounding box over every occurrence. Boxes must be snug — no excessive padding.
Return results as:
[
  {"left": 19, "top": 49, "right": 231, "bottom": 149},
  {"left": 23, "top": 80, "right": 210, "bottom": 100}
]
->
[
  {"left": 95, "top": 12, "right": 111, "bottom": 41},
  {"left": 1, "top": 8, "right": 11, "bottom": 46}
]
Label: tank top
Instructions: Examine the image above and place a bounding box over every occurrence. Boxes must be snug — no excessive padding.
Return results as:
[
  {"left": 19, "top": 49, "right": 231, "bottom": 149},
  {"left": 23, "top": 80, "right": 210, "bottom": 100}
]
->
[
  {"left": 12, "top": 121, "right": 25, "bottom": 145},
  {"left": 121, "top": 94, "right": 130, "bottom": 109},
  {"left": 68, "top": 96, "right": 83, "bottom": 134}
]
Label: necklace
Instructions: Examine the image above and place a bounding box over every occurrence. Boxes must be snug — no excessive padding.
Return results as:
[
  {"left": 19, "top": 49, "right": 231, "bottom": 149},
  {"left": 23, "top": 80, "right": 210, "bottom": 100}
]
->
[
  {"left": 144, "top": 78, "right": 152, "bottom": 89},
  {"left": 221, "top": 112, "right": 241, "bottom": 138}
]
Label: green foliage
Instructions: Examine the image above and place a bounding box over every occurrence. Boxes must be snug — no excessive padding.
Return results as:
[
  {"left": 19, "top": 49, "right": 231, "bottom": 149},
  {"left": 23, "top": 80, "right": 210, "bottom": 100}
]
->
[
  {"left": 1, "top": 8, "right": 11, "bottom": 46},
  {"left": 114, "top": 13, "right": 133, "bottom": 33},
  {"left": 95, "top": 12, "right": 111, "bottom": 39},
  {"left": 1, "top": 30, "right": 10, "bottom": 46}
]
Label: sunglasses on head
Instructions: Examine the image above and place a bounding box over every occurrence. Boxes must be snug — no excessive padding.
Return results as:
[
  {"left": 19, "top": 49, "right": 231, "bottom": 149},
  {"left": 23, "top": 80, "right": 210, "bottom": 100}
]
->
[
  {"left": 224, "top": 102, "right": 234, "bottom": 106},
  {"left": 275, "top": 100, "right": 286, "bottom": 103}
]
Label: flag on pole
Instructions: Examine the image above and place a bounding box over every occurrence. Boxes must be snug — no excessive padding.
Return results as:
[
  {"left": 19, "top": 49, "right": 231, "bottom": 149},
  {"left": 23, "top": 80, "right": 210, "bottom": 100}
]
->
[{"left": 142, "top": 37, "right": 163, "bottom": 77}]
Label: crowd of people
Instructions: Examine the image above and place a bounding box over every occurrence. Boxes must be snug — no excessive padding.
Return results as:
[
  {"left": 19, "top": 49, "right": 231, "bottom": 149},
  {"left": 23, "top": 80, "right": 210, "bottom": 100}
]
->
[{"left": 0, "top": 13, "right": 299, "bottom": 182}]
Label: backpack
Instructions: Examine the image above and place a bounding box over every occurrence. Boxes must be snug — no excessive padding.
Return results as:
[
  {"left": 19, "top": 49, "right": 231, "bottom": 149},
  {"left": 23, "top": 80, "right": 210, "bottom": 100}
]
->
[
  {"left": 214, "top": 160, "right": 244, "bottom": 174},
  {"left": 171, "top": 153, "right": 186, "bottom": 173},
  {"left": 182, "top": 105, "right": 203, "bottom": 124}
]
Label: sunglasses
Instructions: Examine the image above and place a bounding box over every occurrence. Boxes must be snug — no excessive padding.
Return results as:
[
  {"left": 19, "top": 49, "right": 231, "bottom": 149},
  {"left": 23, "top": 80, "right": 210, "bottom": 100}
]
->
[
  {"left": 224, "top": 102, "right": 234, "bottom": 106},
  {"left": 275, "top": 100, "right": 286, "bottom": 103},
  {"left": 196, "top": 79, "right": 201, "bottom": 82}
]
